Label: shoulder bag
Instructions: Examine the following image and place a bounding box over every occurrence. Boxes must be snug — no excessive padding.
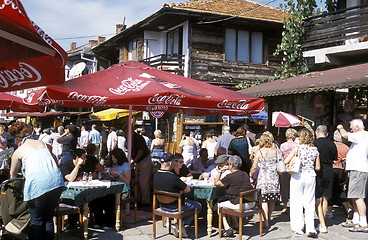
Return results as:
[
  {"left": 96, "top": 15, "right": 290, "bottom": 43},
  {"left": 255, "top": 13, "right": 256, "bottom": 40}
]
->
[
  {"left": 287, "top": 147, "right": 301, "bottom": 174},
  {"left": 276, "top": 149, "right": 286, "bottom": 173}
]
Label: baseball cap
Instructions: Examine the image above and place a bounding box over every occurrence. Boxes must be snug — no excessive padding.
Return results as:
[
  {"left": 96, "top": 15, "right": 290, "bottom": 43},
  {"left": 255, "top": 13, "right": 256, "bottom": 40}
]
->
[
  {"left": 160, "top": 153, "right": 174, "bottom": 163},
  {"left": 215, "top": 155, "right": 230, "bottom": 164}
]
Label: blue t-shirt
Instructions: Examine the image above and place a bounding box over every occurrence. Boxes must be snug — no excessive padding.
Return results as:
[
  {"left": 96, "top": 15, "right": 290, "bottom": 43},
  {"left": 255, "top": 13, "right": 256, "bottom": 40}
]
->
[
  {"left": 22, "top": 147, "right": 65, "bottom": 201},
  {"left": 111, "top": 162, "right": 131, "bottom": 185}
]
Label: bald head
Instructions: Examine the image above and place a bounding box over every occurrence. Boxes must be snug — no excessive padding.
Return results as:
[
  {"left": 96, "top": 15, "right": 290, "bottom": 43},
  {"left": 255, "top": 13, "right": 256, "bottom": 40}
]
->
[{"left": 316, "top": 125, "right": 328, "bottom": 138}]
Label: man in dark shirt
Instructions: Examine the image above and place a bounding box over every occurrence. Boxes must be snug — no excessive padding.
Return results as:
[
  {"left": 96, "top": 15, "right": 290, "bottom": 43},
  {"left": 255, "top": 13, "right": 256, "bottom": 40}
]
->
[
  {"left": 57, "top": 125, "right": 77, "bottom": 165},
  {"left": 153, "top": 153, "right": 202, "bottom": 238},
  {"left": 314, "top": 125, "right": 338, "bottom": 233},
  {"left": 131, "top": 130, "right": 152, "bottom": 206}
]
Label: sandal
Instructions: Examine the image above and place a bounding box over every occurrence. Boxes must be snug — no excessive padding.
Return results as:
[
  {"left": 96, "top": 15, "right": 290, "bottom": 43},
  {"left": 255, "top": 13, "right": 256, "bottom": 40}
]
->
[
  {"left": 349, "top": 225, "right": 368, "bottom": 233},
  {"left": 342, "top": 221, "right": 358, "bottom": 228},
  {"left": 281, "top": 208, "right": 288, "bottom": 214}
]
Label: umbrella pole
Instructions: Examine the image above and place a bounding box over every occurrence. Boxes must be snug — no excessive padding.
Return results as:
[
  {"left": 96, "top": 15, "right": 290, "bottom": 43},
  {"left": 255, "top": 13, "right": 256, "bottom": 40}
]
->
[{"left": 127, "top": 105, "right": 133, "bottom": 165}]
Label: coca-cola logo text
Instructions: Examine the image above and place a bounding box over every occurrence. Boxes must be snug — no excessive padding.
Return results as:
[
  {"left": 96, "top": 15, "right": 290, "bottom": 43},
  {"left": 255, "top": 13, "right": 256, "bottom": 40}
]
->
[
  {"left": 68, "top": 92, "right": 107, "bottom": 106},
  {"left": 109, "top": 78, "right": 150, "bottom": 95},
  {"left": 0, "top": 62, "right": 42, "bottom": 89},
  {"left": 30, "top": 21, "right": 53, "bottom": 46},
  {"left": 0, "top": 0, "right": 18, "bottom": 11},
  {"left": 39, "top": 98, "right": 64, "bottom": 106},
  {"left": 148, "top": 94, "right": 184, "bottom": 106},
  {"left": 217, "top": 100, "right": 250, "bottom": 110}
]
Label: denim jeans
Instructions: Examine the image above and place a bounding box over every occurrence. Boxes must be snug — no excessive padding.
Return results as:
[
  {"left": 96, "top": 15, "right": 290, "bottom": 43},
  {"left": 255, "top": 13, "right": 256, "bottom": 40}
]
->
[
  {"left": 28, "top": 187, "right": 63, "bottom": 240},
  {"left": 161, "top": 200, "right": 202, "bottom": 225}
]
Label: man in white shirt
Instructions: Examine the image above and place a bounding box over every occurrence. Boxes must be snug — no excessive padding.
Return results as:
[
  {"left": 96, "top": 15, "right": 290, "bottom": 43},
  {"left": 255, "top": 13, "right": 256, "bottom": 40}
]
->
[
  {"left": 78, "top": 125, "right": 89, "bottom": 149},
  {"left": 209, "top": 154, "right": 231, "bottom": 180},
  {"left": 337, "top": 119, "right": 368, "bottom": 232},
  {"left": 106, "top": 127, "right": 117, "bottom": 153}
]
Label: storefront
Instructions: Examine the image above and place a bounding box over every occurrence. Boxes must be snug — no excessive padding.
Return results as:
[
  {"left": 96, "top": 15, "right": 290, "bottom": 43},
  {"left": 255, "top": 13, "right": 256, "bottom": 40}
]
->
[{"left": 239, "top": 63, "right": 368, "bottom": 130}]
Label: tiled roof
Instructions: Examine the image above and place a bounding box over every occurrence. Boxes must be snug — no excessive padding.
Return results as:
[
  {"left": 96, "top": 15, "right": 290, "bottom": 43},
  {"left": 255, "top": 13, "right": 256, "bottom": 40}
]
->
[{"left": 165, "top": 0, "right": 287, "bottom": 23}]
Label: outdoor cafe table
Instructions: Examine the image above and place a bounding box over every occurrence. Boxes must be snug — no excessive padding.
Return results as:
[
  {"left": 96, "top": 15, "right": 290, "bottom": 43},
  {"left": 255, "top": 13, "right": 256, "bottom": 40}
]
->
[
  {"left": 190, "top": 180, "right": 226, "bottom": 237},
  {"left": 60, "top": 180, "right": 128, "bottom": 239}
]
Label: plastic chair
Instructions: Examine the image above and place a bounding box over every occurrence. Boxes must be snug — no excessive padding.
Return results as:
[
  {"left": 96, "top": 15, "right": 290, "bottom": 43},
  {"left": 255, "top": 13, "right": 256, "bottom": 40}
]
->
[
  {"left": 152, "top": 190, "right": 198, "bottom": 240},
  {"left": 218, "top": 188, "right": 263, "bottom": 239}
]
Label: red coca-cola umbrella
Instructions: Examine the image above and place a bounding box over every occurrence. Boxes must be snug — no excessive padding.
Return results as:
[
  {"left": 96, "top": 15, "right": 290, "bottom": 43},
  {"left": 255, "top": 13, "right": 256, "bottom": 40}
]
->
[
  {"left": 23, "top": 87, "right": 81, "bottom": 108},
  {"left": 45, "top": 61, "right": 264, "bottom": 116},
  {"left": 0, "top": 92, "right": 39, "bottom": 112},
  {"left": 0, "top": 0, "right": 67, "bottom": 92}
]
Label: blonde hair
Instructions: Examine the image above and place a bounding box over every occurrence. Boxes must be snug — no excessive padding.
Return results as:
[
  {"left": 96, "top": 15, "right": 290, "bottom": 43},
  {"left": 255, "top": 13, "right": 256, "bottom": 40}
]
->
[
  {"left": 0, "top": 125, "right": 5, "bottom": 131},
  {"left": 154, "top": 129, "right": 162, "bottom": 138},
  {"left": 285, "top": 128, "right": 297, "bottom": 141},
  {"left": 259, "top": 133, "right": 273, "bottom": 148},
  {"left": 298, "top": 128, "right": 314, "bottom": 145},
  {"left": 262, "top": 131, "right": 274, "bottom": 142}
]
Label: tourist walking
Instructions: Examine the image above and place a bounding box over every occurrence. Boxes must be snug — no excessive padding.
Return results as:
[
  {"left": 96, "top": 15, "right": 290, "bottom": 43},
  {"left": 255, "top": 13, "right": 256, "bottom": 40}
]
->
[
  {"left": 250, "top": 133, "right": 280, "bottom": 228},
  {"left": 337, "top": 119, "right": 368, "bottom": 232},
  {"left": 284, "top": 128, "right": 320, "bottom": 238}
]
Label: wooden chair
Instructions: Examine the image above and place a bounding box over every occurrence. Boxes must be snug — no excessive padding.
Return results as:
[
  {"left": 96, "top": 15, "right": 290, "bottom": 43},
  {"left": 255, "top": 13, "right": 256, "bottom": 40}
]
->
[
  {"left": 218, "top": 188, "right": 263, "bottom": 239},
  {"left": 152, "top": 190, "right": 198, "bottom": 240},
  {"left": 54, "top": 201, "right": 81, "bottom": 240},
  {"left": 120, "top": 184, "right": 138, "bottom": 224}
]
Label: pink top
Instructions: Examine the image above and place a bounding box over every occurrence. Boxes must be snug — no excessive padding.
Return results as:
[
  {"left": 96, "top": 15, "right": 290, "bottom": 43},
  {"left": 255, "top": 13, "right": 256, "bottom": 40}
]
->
[{"left": 280, "top": 141, "right": 298, "bottom": 159}]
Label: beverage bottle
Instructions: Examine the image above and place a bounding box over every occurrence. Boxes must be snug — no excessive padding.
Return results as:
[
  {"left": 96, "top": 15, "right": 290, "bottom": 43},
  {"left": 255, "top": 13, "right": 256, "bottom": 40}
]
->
[
  {"left": 82, "top": 172, "right": 88, "bottom": 184},
  {"left": 88, "top": 172, "right": 93, "bottom": 184}
]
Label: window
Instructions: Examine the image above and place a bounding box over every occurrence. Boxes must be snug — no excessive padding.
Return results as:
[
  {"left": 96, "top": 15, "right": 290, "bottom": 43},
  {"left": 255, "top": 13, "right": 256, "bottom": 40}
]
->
[
  {"left": 128, "top": 39, "right": 137, "bottom": 61},
  {"left": 225, "top": 28, "right": 263, "bottom": 63},
  {"left": 166, "top": 27, "right": 183, "bottom": 56}
]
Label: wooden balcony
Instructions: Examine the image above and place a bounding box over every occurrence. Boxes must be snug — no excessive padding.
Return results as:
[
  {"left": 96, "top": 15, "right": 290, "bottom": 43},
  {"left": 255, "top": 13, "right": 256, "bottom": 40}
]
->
[
  {"left": 302, "top": 3, "right": 368, "bottom": 51},
  {"left": 140, "top": 54, "right": 184, "bottom": 75}
]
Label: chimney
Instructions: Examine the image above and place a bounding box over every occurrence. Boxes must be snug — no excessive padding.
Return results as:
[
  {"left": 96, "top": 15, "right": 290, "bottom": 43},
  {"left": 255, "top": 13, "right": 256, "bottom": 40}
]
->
[
  {"left": 98, "top": 36, "right": 106, "bottom": 44},
  {"left": 89, "top": 40, "right": 98, "bottom": 47},
  {"left": 116, "top": 24, "right": 126, "bottom": 34},
  {"left": 70, "top": 42, "right": 77, "bottom": 50}
]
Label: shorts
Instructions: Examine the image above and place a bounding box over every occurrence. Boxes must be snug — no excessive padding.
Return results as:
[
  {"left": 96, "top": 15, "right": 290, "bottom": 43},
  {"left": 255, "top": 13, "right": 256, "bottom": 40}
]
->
[
  {"left": 347, "top": 171, "right": 368, "bottom": 199},
  {"left": 218, "top": 200, "right": 255, "bottom": 211}
]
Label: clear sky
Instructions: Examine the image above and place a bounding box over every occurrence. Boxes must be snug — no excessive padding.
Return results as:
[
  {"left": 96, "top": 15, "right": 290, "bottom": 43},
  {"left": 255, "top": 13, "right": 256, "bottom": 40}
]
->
[{"left": 21, "top": 0, "right": 310, "bottom": 51}]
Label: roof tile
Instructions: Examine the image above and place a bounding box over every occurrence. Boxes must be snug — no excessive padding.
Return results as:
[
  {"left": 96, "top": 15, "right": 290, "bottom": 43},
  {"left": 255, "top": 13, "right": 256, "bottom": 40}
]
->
[{"left": 165, "top": 0, "right": 287, "bottom": 23}]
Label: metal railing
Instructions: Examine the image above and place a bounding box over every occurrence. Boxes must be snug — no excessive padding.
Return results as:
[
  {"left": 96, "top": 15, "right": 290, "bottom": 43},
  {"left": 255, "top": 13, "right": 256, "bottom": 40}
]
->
[{"left": 140, "top": 54, "right": 184, "bottom": 75}]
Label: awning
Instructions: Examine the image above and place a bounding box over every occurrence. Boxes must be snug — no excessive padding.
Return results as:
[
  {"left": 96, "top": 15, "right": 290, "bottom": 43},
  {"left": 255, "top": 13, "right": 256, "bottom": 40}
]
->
[
  {"left": 90, "top": 108, "right": 139, "bottom": 121},
  {"left": 238, "top": 63, "right": 368, "bottom": 97},
  {"left": 1, "top": 111, "right": 91, "bottom": 117}
]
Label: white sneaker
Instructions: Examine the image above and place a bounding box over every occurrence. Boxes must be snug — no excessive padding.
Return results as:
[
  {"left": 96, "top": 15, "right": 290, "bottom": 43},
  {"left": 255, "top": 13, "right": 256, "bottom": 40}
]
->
[
  {"left": 172, "top": 223, "right": 188, "bottom": 238},
  {"left": 172, "top": 224, "right": 179, "bottom": 238},
  {"left": 326, "top": 212, "right": 334, "bottom": 219},
  {"left": 317, "top": 225, "right": 328, "bottom": 233}
]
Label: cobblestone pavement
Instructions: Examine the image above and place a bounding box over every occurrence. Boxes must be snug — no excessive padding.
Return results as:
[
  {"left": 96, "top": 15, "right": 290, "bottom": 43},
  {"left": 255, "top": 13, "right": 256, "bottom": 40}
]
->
[{"left": 60, "top": 205, "right": 368, "bottom": 240}]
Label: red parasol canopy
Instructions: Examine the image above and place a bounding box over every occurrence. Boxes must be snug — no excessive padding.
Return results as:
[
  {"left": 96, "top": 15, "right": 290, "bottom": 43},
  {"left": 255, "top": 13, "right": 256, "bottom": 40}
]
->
[
  {"left": 0, "top": 0, "right": 67, "bottom": 92},
  {"left": 272, "top": 111, "right": 301, "bottom": 127},
  {"left": 22, "top": 87, "right": 81, "bottom": 108},
  {"left": 0, "top": 92, "right": 39, "bottom": 112},
  {"left": 44, "top": 61, "right": 264, "bottom": 116}
]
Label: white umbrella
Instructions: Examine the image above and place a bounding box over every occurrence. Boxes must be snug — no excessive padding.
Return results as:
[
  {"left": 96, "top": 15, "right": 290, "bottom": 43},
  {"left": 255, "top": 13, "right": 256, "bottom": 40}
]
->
[{"left": 272, "top": 111, "right": 301, "bottom": 127}]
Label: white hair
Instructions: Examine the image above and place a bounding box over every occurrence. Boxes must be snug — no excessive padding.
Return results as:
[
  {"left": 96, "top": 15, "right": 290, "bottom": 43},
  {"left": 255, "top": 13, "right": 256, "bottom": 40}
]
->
[{"left": 350, "top": 119, "right": 365, "bottom": 130}]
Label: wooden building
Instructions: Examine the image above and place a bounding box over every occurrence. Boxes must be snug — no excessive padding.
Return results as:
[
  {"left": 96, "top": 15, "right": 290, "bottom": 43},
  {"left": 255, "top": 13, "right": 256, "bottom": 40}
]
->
[
  {"left": 240, "top": 1, "right": 368, "bottom": 130},
  {"left": 92, "top": 0, "right": 287, "bottom": 90}
]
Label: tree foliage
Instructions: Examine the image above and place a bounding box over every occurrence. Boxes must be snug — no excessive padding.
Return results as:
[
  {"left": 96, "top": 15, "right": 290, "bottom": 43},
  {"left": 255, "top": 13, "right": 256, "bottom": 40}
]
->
[{"left": 273, "top": 0, "right": 317, "bottom": 80}]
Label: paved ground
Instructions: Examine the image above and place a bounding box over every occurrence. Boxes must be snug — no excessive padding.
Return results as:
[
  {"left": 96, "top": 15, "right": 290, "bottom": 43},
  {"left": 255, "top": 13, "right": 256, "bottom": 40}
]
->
[{"left": 60, "top": 205, "right": 368, "bottom": 240}]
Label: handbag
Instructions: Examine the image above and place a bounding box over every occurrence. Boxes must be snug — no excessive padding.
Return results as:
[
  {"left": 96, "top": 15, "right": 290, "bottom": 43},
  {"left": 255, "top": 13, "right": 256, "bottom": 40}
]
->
[
  {"left": 276, "top": 149, "right": 286, "bottom": 173},
  {"left": 287, "top": 147, "right": 301, "bottom": 174}
]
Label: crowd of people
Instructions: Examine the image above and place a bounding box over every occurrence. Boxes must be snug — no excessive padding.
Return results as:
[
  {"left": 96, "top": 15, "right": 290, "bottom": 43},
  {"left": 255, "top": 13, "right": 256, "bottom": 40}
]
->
[{"left": 1, "top": 118, "right": 367, "bottom": 239}]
